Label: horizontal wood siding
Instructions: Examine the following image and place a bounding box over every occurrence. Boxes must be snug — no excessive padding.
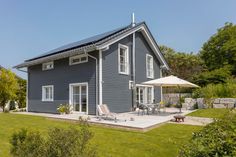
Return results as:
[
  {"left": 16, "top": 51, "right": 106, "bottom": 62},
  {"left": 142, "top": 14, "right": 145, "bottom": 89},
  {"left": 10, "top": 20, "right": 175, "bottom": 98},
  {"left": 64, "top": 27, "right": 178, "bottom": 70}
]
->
[
  {"left": 102, "top": 35, "right": 133, "bottom": 113},
  {"left": 28, "top": 51, "right": 98, "bottom": 114},
  {"left": 135, "top": 32, "right": 161, "bottom": 102}
]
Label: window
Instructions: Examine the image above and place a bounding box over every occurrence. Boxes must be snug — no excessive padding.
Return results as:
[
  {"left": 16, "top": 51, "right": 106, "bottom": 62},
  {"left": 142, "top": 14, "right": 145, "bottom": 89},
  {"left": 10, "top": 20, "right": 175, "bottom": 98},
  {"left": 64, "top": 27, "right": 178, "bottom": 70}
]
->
[
  {"left": 146, "top": 54, "right": 154, "bottom": 78},
  {"left": 118, "top": 44, "right": 129, "bottom": 75},
  {"left": 147, "top": 87, "right": 153, "bottom": 104},
  {"left": 69, "top": 54, "right": 88, "bottom": 65},
  {"left": 42, "top": 61, "right": 54, "bottom": 71},
  {"left": 42, "top": 85, "right": 54, "bottom": 101},
  {"left": 136, "top": 85, "right": 154, "bottom": 104}
]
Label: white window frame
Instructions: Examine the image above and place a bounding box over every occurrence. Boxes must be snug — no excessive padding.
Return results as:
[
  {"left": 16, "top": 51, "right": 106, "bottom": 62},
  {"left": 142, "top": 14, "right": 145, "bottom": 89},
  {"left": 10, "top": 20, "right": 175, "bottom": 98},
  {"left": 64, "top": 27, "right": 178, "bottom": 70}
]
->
[
  {"left": 69, "top": 54, "right": 88, "bottom": 65},
  {"left": 136, "top": 84, "right": 154, "bottom": 104},
  {"left": 146, "top": 54, "right": 154, "bottom": 78},
  {"left": 118, "top": 44, "right": 129, "bottom": 75},
  {"left": 42, "top": 61, "right": 54, "bottom": 71},
  {"left": 42, "top": 85, "right": 54, "bottom": 102},
  {"left": 69, "top": 82, "right": 89, "bottom": 114}
]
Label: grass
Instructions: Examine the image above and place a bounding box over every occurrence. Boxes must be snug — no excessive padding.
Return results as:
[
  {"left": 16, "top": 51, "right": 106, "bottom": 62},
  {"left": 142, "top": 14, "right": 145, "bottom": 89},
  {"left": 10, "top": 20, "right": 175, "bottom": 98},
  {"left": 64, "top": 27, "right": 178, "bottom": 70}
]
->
[
  {"left": 187, "top": 108, "right": 230, "bottom": 118},
  {"left": 0, "top": 113, "right": 202, "bottom": 157}
]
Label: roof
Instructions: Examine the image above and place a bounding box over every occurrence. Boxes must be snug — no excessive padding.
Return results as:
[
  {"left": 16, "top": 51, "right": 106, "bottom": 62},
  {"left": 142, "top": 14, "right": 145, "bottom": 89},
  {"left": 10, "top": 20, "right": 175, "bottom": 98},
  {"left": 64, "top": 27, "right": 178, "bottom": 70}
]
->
[
  {"left": 27, "top": 25, "right": 130, "bottom": 62},
  {"left": 15, "top": 22, "right": 169, "bottom": 70}
]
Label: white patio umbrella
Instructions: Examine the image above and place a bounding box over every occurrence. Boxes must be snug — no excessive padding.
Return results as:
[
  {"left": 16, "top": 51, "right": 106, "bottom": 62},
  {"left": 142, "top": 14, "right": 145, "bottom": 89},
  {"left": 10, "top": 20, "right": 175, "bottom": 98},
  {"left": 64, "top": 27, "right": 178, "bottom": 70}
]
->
[{"left": 142, "top": 75, "right": 199, "bottom": 112}]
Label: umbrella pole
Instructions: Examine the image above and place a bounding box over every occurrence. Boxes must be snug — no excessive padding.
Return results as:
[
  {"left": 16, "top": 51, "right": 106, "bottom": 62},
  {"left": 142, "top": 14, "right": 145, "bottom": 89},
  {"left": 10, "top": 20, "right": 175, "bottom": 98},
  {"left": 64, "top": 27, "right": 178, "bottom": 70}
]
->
[
  {"left": 178, "top": 86, "right": 182, "bottom": 113},
  {"left": 161, "top": 85, "right": 163, "bottom": 102}
]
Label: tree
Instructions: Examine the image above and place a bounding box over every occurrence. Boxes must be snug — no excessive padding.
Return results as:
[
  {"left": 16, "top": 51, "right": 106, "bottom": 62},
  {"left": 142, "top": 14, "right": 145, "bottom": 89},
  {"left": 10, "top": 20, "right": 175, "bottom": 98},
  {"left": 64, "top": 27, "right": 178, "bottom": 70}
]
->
[
  {"left": 200, "top": 23, "right": 236, "bottom": 75},
  {"left": 0, "top": 69, "right": 18, "bottom": 112},
  {"left": 192, "top": 66, "right": 232, "bottom": 86},
  {"left": 16, "top": 79, "right": 26, "bottom": 108},
  {"left": 160, "top": 45, "right": 204, "bottom": 82}
]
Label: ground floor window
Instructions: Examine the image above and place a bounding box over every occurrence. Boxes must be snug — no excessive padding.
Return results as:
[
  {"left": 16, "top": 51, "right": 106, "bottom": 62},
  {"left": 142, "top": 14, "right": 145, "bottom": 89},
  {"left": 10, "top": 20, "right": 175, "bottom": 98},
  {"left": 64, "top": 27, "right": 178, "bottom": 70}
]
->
[
  {"left": 136, "top": 85, "right": 154, "bottom": 104},
  {"left": 42, "top": 85, "right": 54, "bottom": 101}
]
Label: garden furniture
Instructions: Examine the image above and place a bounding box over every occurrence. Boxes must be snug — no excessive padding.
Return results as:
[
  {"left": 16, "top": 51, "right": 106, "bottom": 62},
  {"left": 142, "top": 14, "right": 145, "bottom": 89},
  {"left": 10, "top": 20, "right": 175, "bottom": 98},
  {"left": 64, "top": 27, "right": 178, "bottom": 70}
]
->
[{"left": 174, "top": 115, "right": 185, "bottom": 122}]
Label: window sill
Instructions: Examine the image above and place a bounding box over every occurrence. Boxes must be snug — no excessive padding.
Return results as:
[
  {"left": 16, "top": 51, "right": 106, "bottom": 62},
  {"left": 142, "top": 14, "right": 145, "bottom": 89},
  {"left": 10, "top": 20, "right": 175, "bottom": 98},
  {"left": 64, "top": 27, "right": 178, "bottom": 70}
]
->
[
  {"left": 119, "top": 72, "right": 129, "bottom": 76},
  {"left": 147, "top": 76, "right": 154, "bottom": 79},
  {"left": 42, "top": 68, "right": 54, "bottom": 71},
  {"left": 42, "top": 100, "right": 54, "bottom": 102}
]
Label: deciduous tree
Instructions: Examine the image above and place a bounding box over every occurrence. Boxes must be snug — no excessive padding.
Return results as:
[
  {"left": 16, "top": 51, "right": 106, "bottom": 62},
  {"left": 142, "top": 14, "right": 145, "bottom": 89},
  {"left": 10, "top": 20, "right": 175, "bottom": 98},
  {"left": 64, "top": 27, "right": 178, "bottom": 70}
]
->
[
  {"left": 0, "top": 69, "right": 18, "bottom": 112},
  {"left": 200, "top": 23, "right": 236, "bottom": 75}
]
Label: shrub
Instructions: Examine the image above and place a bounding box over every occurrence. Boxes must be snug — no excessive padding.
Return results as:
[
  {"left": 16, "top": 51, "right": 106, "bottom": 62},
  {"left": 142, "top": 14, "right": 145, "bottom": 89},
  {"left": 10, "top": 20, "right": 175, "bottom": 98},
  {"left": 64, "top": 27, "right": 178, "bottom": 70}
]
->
[
  {"left": 193, "top": 103, "right": 198, "bottom": 109},
  {"left": 193, "top": 79, "right": 236, "bottom": 98},
  {"left": 57, "top": 104, "right": 71, "bottom": 114},
  {"left": 9, "top": 101, "right": 16, "bottom": 110},
  {"left": 179, "top": 110, "right": 236, "bottom": 157},
  {"left": 16, "top": 79, "right": 26, "bottom": 108},
  {"left": 10, "top": 119, "right": 97, "bottom": 157},
  {"left": 10, "top": 129, "right": 45, "bottom": 157},
  {"left": 12, "top": 108, "right": 26, "bottom": 112},
  {"left": 165, "top": 101, "right": 172, "bottom": 108}
]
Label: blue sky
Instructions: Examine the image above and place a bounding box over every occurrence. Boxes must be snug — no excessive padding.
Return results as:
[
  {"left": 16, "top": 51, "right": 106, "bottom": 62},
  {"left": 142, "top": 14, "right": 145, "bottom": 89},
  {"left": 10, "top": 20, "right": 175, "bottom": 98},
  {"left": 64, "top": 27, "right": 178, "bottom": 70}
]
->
[{"left": 0, "top": 0, "right": 236, "bottom": 78}]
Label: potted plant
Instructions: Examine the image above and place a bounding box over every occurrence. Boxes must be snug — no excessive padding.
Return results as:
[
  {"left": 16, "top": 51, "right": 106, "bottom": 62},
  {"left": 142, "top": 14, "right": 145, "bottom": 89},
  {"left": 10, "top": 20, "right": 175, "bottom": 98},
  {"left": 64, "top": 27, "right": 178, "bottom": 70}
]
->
[
  {"left": 57, "top": 104, "right": 71, "bottom": 114},
  {"left": 159, "top": 101, "right": 166, "bottom": 112}
]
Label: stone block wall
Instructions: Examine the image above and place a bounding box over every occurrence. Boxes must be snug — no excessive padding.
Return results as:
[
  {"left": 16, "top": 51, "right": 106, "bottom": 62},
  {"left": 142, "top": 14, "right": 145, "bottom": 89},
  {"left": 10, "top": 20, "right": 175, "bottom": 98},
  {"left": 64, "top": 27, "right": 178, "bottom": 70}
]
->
[{"left": 213, "top": 98, "right": 236, "bottom": 108}]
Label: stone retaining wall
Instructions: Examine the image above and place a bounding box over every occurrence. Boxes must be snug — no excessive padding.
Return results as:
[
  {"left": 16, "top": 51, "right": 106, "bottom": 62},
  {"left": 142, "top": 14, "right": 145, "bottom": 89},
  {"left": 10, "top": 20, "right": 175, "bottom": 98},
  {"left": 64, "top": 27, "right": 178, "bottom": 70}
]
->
[
  {"left": 213, "top": 98, "right": 236, "bottom": 108},
  {"left": 182, "top": 98, "right": 236, "bottom": 109}
]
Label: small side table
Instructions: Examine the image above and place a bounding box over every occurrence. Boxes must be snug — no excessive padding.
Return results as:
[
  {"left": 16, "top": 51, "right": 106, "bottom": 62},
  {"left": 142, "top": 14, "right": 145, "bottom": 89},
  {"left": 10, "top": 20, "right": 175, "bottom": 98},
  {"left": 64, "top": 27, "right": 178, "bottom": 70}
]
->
[{"left": 174, "top": 115, "right": 185, "bottom": 122}]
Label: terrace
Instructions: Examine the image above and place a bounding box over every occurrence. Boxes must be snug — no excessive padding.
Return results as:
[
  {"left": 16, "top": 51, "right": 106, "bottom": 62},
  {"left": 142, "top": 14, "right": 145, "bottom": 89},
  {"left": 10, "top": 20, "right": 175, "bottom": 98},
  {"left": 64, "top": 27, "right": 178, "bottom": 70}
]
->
[{"left": 14, "top": 108, "right": 202, "bottom": 131}]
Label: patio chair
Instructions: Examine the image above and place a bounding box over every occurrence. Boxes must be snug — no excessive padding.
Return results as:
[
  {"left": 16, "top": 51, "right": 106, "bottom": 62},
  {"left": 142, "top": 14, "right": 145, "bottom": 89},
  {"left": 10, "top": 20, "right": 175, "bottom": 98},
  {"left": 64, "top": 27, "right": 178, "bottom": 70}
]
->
[
  {"left": 152, "top": 104, "right": 161, "bottom": 114},
  {"left": 137, "top": 104, "right": 148, "bottom": 115},
  {"left": 97, "top": 104, "right": 117, "bottom": 122}
]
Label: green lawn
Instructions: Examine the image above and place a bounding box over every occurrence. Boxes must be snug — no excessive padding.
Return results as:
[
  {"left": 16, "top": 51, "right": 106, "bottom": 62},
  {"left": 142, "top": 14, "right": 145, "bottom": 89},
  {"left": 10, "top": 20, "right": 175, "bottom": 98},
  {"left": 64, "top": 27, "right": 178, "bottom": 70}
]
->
[
  {"left": 0, "top": 113, "right": 202, "bottom": 157},
  {"left": 187, "top": 108, "right": 230, "bottom": 118}
]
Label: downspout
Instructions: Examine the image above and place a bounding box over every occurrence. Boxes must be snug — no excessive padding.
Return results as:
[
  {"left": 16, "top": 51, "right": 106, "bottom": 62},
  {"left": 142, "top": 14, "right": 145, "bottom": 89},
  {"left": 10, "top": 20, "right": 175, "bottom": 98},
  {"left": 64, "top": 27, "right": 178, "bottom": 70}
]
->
[
  {"left": 131, "top": 13, "right": 136, "bottom": 110},
  {"left": 98, "top": 50, "right": 103, "bottom": 107},
  {"left": 87, "top": 53, "right": 98, "bottom": 116}
]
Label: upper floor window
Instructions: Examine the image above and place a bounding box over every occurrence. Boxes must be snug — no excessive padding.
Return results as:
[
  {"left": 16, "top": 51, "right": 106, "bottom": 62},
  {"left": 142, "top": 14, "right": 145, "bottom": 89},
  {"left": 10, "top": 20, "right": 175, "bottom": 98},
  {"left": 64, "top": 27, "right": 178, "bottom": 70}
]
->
[
  {"left": 69, "top": 54, "right": 88, "bottom": 65},
  {"left": 118, "top": 44, "right": 129, "bottom": 75},
  {"left": 42, "top": 85, "right": 54, "bottom": 101},
  {"left": 42, "top": 61, "right": 54, "bottom": 71},
  {"left": 146, "top": 54, "right": 154, "bottom": 78}
]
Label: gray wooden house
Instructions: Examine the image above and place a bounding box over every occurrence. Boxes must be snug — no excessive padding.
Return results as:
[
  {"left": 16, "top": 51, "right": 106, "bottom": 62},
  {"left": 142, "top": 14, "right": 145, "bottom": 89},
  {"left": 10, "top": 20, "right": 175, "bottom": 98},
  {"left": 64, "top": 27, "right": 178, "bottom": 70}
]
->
[{"left": 15, "top": 21, "right": 169, "bottom": 115}]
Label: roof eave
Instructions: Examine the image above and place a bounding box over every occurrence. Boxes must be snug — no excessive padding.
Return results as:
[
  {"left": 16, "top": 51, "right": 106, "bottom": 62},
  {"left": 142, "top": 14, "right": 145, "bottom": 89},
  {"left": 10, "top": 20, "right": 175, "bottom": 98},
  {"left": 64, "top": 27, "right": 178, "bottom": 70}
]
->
[{"left": 14, "top": 45, "right": 97, "bottom": 69}]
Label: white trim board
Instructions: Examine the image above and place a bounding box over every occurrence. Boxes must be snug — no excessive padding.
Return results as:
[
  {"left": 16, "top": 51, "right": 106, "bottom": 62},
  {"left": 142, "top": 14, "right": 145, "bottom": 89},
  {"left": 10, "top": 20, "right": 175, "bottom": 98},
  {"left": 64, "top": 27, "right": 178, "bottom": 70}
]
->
[{"left": 99, "top": 50, "right": 103, "bottom": 106}]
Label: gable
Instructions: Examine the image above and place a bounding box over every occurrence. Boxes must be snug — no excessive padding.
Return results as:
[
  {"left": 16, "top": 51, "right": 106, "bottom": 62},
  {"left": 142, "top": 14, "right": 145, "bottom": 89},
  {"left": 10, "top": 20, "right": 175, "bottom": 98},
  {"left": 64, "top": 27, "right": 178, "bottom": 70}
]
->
[{"left": 96, "top": 23, "right": 169, "bottom": 70}]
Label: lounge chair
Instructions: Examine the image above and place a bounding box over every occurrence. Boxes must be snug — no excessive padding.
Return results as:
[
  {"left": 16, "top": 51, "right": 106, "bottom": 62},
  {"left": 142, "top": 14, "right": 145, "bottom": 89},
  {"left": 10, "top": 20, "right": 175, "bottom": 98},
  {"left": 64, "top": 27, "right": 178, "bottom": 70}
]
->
[{"left": 97, "top": 104, "right": 117, "bottom": 122}]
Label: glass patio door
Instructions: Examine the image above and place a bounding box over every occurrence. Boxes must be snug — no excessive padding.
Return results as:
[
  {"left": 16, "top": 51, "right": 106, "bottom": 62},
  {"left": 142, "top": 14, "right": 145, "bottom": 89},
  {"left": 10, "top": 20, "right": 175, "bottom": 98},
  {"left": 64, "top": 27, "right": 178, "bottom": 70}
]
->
[
  {"left": 136, "top": 85, "right": 154, "bottom": 104},
  {"left": 71, "top": 83, "right": 88, "bottom": 113}
]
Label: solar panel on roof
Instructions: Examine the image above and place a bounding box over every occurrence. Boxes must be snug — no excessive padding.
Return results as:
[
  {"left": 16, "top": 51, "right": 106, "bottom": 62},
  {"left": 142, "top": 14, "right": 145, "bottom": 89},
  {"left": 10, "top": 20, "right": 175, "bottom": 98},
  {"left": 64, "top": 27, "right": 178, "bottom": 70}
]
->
[{"left": 26, "top": 25, "right": 129, "bottom": 61}]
